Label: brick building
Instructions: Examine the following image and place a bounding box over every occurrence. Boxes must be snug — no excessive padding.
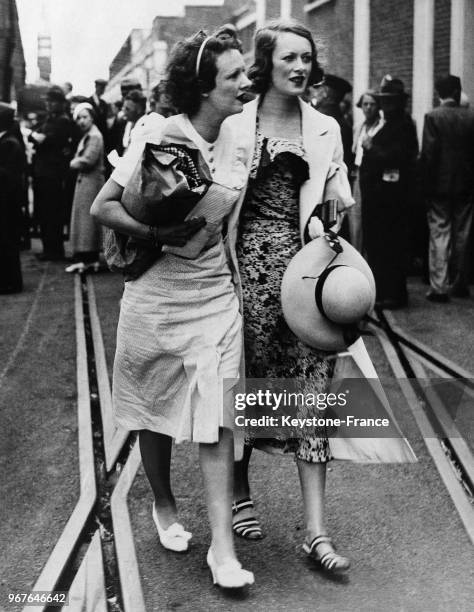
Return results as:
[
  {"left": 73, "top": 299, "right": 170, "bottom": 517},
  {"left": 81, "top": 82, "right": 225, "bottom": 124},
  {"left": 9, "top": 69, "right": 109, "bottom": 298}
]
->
[
  {"left": 300, "top": 0, "right": 473, "bottom": 139},
  {"left": 106, "top": 29, "right": 155, "bottom": 101},
  {"left": 106, "top": 0, "right": 474, "bottom": 139},
  {"left": 0, "top": 0, "right": 25, "bottom": 102},
  {"left": 229, "top": 0, "right": 473, "bottom": 138},
  {"left": 106, "top": 1, "right": 243, "bottom": 101}
]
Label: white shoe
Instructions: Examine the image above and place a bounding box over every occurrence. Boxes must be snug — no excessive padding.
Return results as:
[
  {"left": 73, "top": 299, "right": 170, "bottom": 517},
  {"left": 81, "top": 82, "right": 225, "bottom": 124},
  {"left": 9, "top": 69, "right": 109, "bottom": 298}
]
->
[
  {"left": 206, "top": 548, "right": 254, "bottom": 588},
  {"left": 152, "top": 504, "right": 191, "bottom": 552},
  {"left": 65, "top": 262, "right": 86, "bottom": 273}
]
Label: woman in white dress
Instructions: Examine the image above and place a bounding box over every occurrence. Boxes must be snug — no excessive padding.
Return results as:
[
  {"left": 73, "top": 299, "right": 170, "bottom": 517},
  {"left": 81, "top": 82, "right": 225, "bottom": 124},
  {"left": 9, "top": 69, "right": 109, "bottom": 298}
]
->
[{"left": 91, "top": 32, "right": 254, "bottom": 588}]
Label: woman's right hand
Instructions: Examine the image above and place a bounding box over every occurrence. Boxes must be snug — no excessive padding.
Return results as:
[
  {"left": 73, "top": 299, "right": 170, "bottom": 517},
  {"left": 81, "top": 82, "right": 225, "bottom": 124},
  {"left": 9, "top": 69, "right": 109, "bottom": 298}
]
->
[
  {"left": 155, "top": 217, "right": 206, "bottom": 247},
  {"left": 91, "top": 179, "right": 207, "bottom": 247}
]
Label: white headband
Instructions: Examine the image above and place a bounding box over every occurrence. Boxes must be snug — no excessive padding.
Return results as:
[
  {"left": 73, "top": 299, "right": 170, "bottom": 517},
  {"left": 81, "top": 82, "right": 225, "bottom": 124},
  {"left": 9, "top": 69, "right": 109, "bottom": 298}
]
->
[
  {"left": 73, "top": 102, "right": 94, "bottom": 121},
  {"left": 195, "top": 36, "right": 212, "bottom": 78}
]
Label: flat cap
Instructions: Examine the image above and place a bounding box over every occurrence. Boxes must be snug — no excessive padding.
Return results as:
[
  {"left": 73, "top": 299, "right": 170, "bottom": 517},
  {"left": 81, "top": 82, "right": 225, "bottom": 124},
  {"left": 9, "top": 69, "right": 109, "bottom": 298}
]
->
[{"left": 120, "top": 78, "right": 142, "bottom": 93}]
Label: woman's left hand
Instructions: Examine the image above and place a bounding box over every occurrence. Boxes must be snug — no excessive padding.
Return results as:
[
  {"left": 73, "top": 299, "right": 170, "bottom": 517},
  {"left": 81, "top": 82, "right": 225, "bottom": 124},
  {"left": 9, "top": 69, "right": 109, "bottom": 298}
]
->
[
  {"left": 307, "top": 216, "right": 325, "bottom": 240},
  {"left": 332, "top": 211, "right": 345, "bottom": 234}
]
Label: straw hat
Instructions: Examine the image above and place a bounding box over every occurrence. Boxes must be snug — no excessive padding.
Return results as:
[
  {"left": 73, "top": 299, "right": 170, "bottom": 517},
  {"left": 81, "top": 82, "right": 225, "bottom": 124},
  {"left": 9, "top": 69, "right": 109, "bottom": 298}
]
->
[{"left": 281, "top": 236, "right": 375, "bottom": 352}]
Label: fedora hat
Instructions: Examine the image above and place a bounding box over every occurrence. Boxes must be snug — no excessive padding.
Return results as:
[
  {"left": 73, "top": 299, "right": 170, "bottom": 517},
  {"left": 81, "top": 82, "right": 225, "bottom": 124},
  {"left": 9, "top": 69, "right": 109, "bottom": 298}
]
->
[
  {"left": 322, "top": 74, "right": 352, "bottom": 96},
  {"left": 281, "top": 236, "right": 375, "bottom": 352},
  {"left": 375, "top": 76, "right": 409, "bottom": 99}
]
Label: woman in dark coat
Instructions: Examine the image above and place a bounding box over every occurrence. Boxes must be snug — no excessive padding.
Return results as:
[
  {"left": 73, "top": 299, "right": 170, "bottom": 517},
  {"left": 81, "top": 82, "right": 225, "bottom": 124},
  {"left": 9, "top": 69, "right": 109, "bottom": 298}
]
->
[
  {"left": 359, "top": 79, "right": 419, "bottom": 309},
  {"left": 0, "top": 103, "right": 25, "bottom": 294}
]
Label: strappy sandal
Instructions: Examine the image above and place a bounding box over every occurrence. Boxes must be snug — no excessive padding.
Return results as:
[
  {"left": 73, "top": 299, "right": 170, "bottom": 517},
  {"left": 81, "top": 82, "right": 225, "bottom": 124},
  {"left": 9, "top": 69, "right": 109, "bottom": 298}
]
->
[
  {"left": 232, "top": 497, "right": 264, "bottom": 540},
  {"left": 303, "top": 535, "right": 350, "bottom": 573}
]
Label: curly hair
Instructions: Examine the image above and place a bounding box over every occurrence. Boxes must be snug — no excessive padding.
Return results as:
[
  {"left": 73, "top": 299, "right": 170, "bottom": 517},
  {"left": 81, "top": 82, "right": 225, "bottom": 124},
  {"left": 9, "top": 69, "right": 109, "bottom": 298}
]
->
[
  {"left": 166, "top": 31, "right": 241, "bottom": 116},
  {"left": 248, "top": 20, "right": 323, "bottom": 95}
]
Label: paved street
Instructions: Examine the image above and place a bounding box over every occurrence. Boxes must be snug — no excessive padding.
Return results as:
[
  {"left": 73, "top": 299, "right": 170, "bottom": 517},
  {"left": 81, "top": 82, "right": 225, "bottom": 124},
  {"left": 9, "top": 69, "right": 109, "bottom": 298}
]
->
[
  {"left": 1, "top": 250, "right": 474, "bottom": 611},
  {"left": 0, "top": 255, "right": 79, "bottom": 606}
]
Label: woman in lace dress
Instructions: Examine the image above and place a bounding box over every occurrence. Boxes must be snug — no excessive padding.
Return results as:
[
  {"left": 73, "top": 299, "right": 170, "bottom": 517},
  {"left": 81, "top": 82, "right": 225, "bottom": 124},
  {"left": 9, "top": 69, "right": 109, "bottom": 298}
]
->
[{"left": 229, "top": 21, "right": 354, "bottom": 572}]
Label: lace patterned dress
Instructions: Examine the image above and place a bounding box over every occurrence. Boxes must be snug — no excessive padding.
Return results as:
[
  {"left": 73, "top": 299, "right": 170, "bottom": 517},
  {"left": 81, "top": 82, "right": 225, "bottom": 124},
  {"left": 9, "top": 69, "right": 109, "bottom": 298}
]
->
[{"left": 237, "top": 132, "right": 333, "bottom": 463}]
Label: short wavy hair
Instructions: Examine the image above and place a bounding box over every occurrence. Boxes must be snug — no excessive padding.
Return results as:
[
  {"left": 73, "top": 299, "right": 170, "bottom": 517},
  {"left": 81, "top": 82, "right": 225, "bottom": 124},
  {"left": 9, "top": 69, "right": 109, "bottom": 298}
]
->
[
  {"left": 248, "top": 20, "right": 323, "bottom": 95},
  {"left": 166, "top": 31, "right": 241, "bottom": 116}
]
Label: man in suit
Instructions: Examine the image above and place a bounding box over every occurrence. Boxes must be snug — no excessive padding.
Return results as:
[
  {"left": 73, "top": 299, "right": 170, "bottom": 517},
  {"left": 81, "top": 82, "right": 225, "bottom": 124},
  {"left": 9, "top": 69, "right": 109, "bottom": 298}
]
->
[
  {"left": 0, "top": 103, "right": 26, "bottom": 293},
  {"left": 309, "top": 74, "right": 353, "bottom": 170},
  {"left": 421, "top": 75, "right": 474, "bottom": 301},
  {"left": 107, "top": 78, "right": 142, "bottom": 159},
  {"left": 149, "top": 80, "right": 176, "bottom": 118},
  {"left": 121, "top": 89, "right": 147, "bottom": 152},
  {"left": 88, "top": 78, "right": 109, "bottom": 140},
  {"left": 30, "top": 86, "right": 76, "bottom": 261}
]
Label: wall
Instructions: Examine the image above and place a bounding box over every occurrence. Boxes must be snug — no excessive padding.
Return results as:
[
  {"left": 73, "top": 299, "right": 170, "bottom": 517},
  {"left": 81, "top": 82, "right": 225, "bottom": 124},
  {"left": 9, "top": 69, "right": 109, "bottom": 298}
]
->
[
  {"left": 370, "top": 0, "right": 414, "bottom": 97},
  {"left": 434, "top": 0, "right": 450, "bottom": 81},
  {"left": 0, "top": 0, "right": 25, "bottom": 101},
  {"left": 305, "top": 0, "right": 354, "bottom": 83}
]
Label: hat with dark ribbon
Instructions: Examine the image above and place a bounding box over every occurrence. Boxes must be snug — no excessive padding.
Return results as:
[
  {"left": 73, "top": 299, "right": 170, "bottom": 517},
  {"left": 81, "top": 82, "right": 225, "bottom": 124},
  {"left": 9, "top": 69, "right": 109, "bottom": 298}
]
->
[{"left": 281, "top": 235, "right": 375, "bottom": 352}]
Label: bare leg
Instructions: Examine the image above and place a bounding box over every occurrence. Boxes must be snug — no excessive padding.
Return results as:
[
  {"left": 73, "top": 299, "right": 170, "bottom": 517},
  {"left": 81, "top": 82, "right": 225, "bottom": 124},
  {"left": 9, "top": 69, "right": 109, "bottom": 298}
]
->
[
  {"left": 138, "top": 430, "right": 177, "bottom": 528},
  {"left": 200, "top": 427, "right": 236, "bottom": 563},
  {"left": 297, "top": 459, "right": 349, "bottom": 570},
  {"left": 297, "top": 460, "right": 327, "bottom": 536}
]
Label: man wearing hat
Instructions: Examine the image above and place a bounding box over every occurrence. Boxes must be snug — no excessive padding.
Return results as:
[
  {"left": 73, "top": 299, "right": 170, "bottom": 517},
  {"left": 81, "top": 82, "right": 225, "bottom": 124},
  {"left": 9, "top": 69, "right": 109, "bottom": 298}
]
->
[
  {"left": 107, "top": 78, "right": 143, "bottom": 158},
  {"left": 421, "top": 74, "right": 474, "bottom": 301},
  {"left": 310, "top": 74, "right": 353, "bottom": 169},
  {"left": 149, "top": 80, "right": 176, "bottom": 118},
  {"left": 88, "top": 78, "right": 109, "bottom": 139},
  {"left": 359, "top": 77, "right": 418, "bottom": 309},
  {"left": 29, "top": 86, "right": 75, "bottom": 261}
]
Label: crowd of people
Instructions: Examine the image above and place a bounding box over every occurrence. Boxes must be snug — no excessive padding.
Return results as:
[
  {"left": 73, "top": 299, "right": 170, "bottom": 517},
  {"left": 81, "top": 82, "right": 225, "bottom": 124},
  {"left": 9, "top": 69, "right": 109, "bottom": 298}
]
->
[
  {"left": 0, "top": 74, "right": 177, "bottom": 292},
  {"left": 309, "top": 71, "right": 474, "bottom": 308},
  {"left": 0, "top": 26, "right": 472, "bottom": 301},
  {"left": 1, "top": 15, "right": 473, "bottom": 592}
]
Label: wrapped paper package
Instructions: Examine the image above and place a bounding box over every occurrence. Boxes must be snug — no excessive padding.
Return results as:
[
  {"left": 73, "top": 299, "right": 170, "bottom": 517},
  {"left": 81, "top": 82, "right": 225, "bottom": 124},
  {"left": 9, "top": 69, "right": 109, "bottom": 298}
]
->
[{"left": 104, "top": 119, "right": 238, "bottom": 278}]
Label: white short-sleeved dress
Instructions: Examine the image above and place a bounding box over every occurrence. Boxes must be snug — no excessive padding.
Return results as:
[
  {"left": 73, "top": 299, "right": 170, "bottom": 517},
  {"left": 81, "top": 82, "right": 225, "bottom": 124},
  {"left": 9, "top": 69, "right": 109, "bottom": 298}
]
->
[{"left": 111, "top": 114, "right": 248, "bottom": 443}]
